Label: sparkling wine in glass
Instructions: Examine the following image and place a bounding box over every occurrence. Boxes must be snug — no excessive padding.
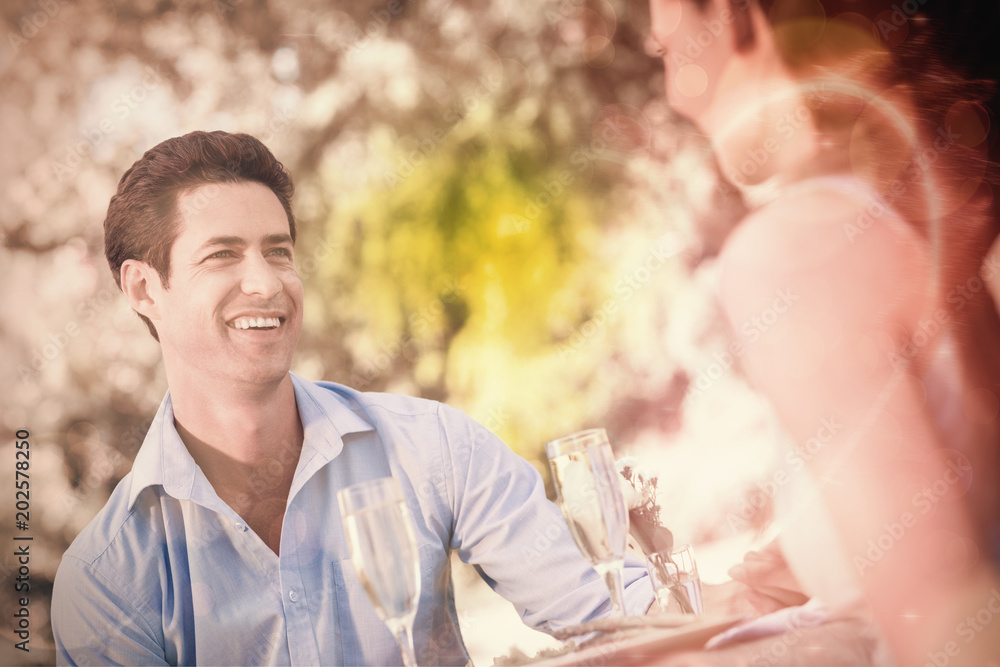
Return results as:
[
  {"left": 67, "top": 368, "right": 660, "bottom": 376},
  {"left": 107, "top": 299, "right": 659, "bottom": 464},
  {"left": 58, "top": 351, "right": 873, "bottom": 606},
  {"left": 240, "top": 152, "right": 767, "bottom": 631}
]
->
[
  {"left": 546, "top": 428, "right": 629, "bottom": 617},
  {"left": 338, "top": 477, "right": 422, "bottom": 667}
]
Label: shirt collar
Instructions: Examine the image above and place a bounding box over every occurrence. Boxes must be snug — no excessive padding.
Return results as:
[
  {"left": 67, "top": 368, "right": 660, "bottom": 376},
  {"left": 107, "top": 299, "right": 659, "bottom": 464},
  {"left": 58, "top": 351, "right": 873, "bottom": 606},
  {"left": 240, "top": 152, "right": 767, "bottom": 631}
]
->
[{"left": 127, "top": 372, "right": 375, "bottom": 510}]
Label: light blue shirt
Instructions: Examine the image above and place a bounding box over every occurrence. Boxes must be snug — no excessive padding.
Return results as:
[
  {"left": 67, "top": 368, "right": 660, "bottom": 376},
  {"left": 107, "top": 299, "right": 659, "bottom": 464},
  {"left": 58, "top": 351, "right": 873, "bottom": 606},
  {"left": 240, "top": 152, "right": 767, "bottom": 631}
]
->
[{"left": 52, "top": 373, "right": 654, "bottom": 665}]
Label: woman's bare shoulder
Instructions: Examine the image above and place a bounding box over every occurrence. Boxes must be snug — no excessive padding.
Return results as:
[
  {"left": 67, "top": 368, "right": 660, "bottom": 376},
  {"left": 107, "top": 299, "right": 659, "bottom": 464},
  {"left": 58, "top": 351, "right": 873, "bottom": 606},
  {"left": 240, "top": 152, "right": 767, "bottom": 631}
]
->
[
  {"left": 722, "top": 181, "right": 925, "bottom": 272},
  {"left": 717, "top": 181, "right": 932, "bottom": 328},
  {"left": 713, "top": 180, "right": 939, "bottom": 442}
]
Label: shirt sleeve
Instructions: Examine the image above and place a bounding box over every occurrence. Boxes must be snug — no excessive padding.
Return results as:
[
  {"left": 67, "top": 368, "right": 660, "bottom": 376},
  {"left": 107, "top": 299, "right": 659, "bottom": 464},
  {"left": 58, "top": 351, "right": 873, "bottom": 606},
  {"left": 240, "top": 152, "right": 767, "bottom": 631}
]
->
[
  {"left": 436, "top": 404, "right": 654, "bottom": 633},
  {"left": 52, "top": 554, "right": 169, "bottom": 666}
]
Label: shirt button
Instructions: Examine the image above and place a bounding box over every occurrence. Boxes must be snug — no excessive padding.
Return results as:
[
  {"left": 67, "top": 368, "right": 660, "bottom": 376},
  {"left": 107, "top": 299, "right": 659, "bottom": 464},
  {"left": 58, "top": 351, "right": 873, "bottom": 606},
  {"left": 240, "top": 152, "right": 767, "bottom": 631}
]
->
[
  {"left": 288, "top": 590, "right": 299, "bottom": 602},
  {"left": 234, "top": 523, "right": 246, "bottom": 532}
]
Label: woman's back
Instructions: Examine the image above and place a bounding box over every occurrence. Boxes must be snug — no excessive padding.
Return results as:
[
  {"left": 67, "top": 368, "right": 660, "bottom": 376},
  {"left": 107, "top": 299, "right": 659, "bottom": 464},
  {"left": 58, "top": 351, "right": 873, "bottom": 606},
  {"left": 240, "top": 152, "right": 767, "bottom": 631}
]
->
[{"left": 717, "top": 167, "right": 1000, "bottom": 660}]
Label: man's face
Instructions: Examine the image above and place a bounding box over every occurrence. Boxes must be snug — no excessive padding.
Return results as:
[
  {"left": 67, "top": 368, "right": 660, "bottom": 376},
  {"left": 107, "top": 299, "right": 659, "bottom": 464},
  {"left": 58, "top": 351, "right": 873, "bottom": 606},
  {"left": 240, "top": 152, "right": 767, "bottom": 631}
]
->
[{"left": 151, "top": 181, "right": 303, "bottom": 387}]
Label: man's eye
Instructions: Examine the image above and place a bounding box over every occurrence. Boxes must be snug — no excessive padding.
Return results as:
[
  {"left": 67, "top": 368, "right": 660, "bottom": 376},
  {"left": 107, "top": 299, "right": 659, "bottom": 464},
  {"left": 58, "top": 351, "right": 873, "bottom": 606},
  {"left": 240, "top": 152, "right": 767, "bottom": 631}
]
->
[
  {"left": 208, "top": 250, "right": 235, "bottom": 259},
  {"left": 269, "top": 248, "right": 292, "bottom": 258}
]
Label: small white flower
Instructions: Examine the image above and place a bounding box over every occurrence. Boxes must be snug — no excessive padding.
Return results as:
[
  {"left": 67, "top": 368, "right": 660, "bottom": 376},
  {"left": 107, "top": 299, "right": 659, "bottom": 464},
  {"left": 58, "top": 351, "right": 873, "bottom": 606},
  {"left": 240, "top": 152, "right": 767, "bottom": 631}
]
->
[
  {"left": 618, "top": 473, "right": 643, "bottom": 510},
  {"left": 617, "top": 457, "right": 658, "bottom": 510}
]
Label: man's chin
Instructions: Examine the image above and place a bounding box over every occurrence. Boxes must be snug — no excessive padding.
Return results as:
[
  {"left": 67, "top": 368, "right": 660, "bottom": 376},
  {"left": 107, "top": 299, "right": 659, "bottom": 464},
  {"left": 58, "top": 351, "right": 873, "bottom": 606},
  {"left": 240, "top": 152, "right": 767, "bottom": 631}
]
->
[{"left": 219, "top": 359, "right": 294, "bottom": 389}]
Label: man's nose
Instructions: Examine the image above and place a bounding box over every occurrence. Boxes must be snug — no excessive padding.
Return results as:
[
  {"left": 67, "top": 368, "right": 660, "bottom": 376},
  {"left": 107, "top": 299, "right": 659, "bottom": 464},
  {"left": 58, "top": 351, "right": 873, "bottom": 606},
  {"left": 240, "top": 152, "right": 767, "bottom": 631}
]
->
[{"left": 240, "top": 253, "right": 283, "bottom": 299}]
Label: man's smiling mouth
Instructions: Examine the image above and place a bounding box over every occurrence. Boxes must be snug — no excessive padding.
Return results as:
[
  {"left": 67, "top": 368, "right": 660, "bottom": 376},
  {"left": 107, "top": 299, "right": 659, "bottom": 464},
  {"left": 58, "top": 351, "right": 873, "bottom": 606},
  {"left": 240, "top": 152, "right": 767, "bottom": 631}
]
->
[{"left": 227, "top": 317, "right": 285, "bottom": 330}]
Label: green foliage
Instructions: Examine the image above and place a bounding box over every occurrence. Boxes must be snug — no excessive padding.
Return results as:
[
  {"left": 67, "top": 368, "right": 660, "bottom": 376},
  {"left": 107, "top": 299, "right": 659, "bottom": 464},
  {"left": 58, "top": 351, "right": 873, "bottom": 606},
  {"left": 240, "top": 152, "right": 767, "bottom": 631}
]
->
[{"left": 321, "top": 124, "right": 623, "bottom": 454}]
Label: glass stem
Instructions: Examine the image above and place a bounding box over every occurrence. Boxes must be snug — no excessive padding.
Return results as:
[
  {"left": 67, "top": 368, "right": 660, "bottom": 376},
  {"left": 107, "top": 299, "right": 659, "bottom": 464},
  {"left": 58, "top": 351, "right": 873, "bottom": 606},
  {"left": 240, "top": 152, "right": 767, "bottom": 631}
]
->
[
  {"left": 603, "top": 566, "right": 628, "bottom": 617},
  {"left": 395, "top": 622, "right": 418, "bottom": 667}
]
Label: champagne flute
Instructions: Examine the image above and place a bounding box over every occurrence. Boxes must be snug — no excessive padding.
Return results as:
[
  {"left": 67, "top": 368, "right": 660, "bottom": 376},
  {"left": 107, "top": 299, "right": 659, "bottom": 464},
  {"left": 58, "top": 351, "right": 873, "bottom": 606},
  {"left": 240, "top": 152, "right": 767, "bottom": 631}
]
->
[
  {"left": 546, "top": 428, "right": 629, "bottom": 617},
  {"left": 337, "top": 477, "right": 422, "bottom": 667},
  {"left": 646, "top": 545, "right": 703, "bottom": 615}
]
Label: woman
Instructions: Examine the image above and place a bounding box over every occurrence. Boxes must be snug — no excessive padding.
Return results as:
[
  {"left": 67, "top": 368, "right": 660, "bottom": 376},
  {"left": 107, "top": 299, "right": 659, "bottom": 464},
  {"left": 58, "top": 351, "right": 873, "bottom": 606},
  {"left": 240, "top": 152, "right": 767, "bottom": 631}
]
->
[{"left": 648, "top": 0, "right": 1000, "bottom": 663}]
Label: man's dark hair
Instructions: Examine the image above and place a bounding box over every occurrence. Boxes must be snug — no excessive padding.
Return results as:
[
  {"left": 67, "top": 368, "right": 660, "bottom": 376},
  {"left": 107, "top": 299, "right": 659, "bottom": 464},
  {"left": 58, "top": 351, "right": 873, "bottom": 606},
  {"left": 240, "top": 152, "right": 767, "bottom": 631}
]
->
[{"left": 104, "top": 130, "right": 296, "bottom": 340}]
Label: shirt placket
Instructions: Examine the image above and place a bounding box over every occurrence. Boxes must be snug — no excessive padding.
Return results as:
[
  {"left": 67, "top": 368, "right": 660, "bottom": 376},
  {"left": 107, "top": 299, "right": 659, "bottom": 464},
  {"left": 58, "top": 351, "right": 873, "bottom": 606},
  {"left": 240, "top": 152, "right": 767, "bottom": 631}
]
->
[{"left": 278, "top": 499, "right": 323, "bottom": 666}]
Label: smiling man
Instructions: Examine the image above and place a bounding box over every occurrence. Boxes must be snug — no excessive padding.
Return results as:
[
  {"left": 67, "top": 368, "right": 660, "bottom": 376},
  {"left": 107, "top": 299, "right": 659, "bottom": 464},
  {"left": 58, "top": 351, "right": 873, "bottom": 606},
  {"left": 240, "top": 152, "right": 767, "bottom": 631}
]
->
[
  {"left": 51, "top": 131, "right": 654, "bottom": 666},
  {"left": 118, "top": 177, "right": 305, "bottom": 555}
]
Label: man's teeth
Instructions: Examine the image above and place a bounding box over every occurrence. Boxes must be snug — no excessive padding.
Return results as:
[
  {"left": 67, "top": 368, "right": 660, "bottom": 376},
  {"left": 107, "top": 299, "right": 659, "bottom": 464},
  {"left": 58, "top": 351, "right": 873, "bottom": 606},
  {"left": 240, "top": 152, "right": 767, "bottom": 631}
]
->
[{"left": 232, "top": 317, "right": 281, "bottom": 330}]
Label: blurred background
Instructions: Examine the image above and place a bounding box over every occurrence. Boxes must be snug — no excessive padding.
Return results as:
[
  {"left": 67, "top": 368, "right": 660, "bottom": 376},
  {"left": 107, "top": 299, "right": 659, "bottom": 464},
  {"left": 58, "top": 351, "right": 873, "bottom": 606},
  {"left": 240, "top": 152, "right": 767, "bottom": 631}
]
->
[{"left": 0, "top": 0, "right": 791, "bottom": 663}]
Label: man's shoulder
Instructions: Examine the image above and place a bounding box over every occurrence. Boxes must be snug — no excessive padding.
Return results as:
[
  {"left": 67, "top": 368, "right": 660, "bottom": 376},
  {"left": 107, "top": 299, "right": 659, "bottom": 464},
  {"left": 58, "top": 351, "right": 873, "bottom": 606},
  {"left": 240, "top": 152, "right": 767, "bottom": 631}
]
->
[
  {"left": 60, "top": 471, "right": 162, "bottom": 572},
  {"left": 305, "top": 379, "right": 496, "bottom": 454},
  {"left": 311, "top": 379, "right": 448, "bottom": 419}
]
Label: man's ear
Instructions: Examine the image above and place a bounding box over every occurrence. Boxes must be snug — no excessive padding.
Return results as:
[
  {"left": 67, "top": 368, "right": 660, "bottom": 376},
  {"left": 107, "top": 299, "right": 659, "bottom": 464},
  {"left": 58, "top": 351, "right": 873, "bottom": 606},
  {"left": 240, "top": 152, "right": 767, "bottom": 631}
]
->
[{"left": 120, "top": 260, "right": 164, "bottom": 322}]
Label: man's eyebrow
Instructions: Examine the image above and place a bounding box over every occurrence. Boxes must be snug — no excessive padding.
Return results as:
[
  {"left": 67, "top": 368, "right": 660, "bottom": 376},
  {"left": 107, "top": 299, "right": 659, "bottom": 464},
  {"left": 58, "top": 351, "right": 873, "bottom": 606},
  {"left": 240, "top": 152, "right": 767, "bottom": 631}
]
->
[
  {"left": 263, "top": 233, "right": 294, "bottom": 246},
  {"left": 196, "top": 236, "right": 247, "bottom": 253},
  {"left": 195, "top": 233, "right": 294, "bottom": 254}
]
